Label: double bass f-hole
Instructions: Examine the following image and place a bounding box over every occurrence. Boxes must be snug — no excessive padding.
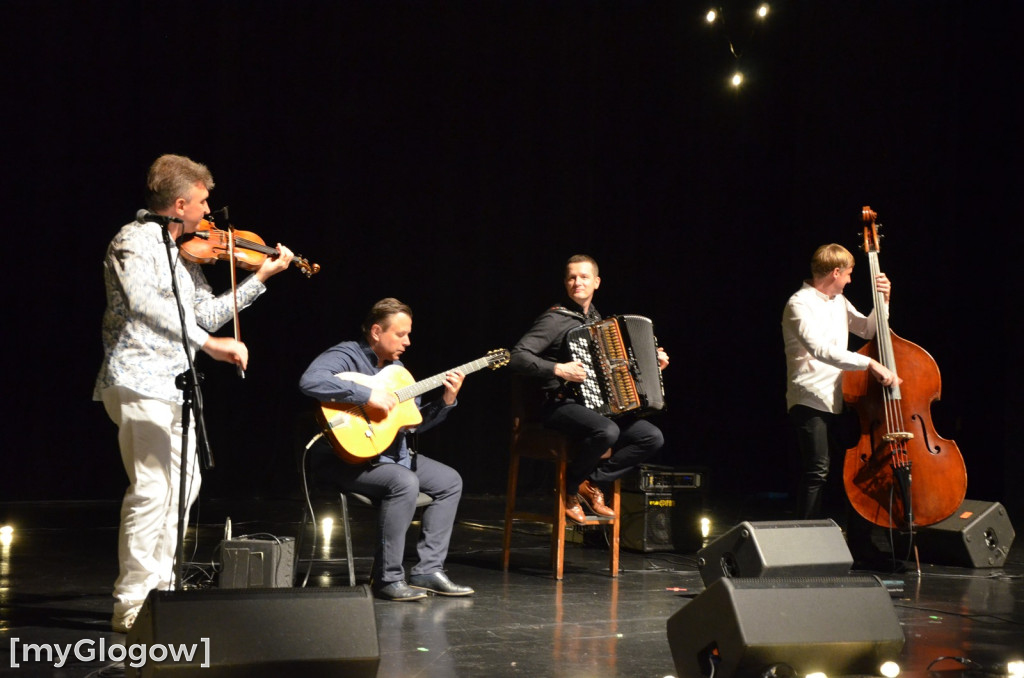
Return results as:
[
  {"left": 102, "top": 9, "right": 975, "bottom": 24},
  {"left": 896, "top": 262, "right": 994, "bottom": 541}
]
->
[{"left": 910, "top": 413, "right": 942, "bottom": 454}]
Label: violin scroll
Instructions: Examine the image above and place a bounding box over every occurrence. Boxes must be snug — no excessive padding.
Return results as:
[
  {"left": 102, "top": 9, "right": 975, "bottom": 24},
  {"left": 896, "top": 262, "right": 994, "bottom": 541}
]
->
[{"left": 292, "top": 256, "right": 321, "bottom": 278}]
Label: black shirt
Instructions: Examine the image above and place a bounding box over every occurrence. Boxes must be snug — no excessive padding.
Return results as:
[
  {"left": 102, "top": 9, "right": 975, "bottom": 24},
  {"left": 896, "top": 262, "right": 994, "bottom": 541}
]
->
[{"left": 509, "top": 299, "right": 601, "bottom": 394}]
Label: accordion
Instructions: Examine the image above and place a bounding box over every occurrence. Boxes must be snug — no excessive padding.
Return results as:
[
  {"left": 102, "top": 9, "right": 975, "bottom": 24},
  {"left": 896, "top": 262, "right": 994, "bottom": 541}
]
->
[{"left": 566, "top": 314, "right": 666, "bottom": 417}]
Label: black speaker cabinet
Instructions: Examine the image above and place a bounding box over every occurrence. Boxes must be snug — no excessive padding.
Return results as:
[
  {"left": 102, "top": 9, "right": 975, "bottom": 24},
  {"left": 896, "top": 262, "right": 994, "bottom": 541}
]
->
[
  {"left": 915, "top": 499, "right": 1016, "bottom": 568},
  {"left": 621, "top": 490, "right": 705, "bottom": 553},
  {"left": 126, "top": 586, "right": 379, "bottom": 677},
  {"left": 667, "top": 576, "right": 905, "bottom": 678},
  {"left": 697, "top": 519, "right": 852, "bottom": 587}
]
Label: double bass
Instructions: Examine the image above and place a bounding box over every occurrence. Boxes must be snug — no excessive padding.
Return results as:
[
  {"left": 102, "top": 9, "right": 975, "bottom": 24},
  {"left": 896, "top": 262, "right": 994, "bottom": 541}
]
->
[{"left": 842, "top": 206, "right": 967, "bottom": 529}]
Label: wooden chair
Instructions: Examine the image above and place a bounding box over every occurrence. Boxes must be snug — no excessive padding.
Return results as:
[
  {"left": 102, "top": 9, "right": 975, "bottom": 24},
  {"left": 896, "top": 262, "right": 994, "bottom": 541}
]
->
[{"left": 502, "top": 385, "right": 620, "bottom": 580}]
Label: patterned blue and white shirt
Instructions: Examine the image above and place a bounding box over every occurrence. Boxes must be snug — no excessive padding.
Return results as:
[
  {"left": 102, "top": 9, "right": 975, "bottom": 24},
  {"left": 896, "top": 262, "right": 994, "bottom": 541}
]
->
[{"left": 93, "top": 219, "right": 266, "bottom": 403}]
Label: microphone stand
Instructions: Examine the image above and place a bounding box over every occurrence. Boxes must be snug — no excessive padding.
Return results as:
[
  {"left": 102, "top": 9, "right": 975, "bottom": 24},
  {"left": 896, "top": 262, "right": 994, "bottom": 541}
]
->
[{"left": 160, "top": 220, "right": 216, "bottom": 591}]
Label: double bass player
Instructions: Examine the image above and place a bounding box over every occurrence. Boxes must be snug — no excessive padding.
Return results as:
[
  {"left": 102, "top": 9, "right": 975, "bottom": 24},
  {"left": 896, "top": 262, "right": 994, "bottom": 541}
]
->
[{"left": 782, "top": 243, "right": 901, "bottom": 532}]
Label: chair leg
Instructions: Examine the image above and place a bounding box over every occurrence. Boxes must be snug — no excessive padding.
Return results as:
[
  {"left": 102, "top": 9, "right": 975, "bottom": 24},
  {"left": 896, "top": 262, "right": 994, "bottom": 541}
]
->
[
  {"left": 609, "top": 479, "right": 621, "bottom": 578},
  {"left": 502, "top": 452, "right": 521, "bottom": 571},
  {"left": 552, "top": 458, "right": 567, "bottom": 580},
  {"left": 295, "top": 504, "right": 311, "bottom": 585},
  {"left": 340, "top": 493, "right": 356, "bottom": 587}
]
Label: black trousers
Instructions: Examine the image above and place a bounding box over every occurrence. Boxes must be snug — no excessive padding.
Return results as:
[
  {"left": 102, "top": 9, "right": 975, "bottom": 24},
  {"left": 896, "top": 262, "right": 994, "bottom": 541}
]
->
[
  {"left": 789, "top": 404, "right": 859, "bottom": 520},
  {"left": 542, "top": 399, "right": 664, "bottom": 494}
]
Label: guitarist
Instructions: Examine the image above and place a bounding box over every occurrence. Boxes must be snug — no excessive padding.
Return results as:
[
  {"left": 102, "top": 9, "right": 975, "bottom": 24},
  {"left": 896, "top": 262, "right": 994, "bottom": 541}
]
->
[{"left": 299, "top": 298, "right": 474, "bottom": 601}]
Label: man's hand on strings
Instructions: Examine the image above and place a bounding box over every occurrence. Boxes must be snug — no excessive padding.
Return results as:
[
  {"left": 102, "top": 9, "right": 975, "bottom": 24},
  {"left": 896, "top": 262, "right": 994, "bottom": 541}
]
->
[
  {"left": 255, "top": 243, "right": 295, "bottom": 282},
  {"left": 875, "top": 273, "right": 892, "bottom": 304},
  {"left": 442, "top": 370, "right": 465, "bottom": 405}
]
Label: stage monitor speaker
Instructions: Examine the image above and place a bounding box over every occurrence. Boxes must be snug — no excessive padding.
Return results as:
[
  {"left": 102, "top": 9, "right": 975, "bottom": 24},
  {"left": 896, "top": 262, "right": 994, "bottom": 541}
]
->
[
  {"left": 621, "top": 490, "right": 705, "bottom": 553},
  {"left": 666, "top": 576, "right": 905, "bottom": 678},
  {"left": 915, "top": 499, "right": 1016, "bottom": 568},
  {"left": 697, "top": 519, "right": 852, "bottom": 587},
  {"left": 126, "top": 585, "right": 379, "bottom": 677}
]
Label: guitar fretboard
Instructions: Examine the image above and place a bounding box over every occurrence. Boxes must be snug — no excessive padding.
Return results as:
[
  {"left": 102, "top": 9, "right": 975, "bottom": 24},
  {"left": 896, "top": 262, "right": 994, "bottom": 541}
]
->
[{"left": 393, "top": 356, "right": 495, "bottom": 403}]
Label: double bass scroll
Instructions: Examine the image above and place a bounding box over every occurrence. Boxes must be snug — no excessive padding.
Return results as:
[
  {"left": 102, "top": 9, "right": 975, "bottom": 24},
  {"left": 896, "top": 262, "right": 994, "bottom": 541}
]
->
[{"left": 841, "top": 206, "right": 967, "bottom": 530}]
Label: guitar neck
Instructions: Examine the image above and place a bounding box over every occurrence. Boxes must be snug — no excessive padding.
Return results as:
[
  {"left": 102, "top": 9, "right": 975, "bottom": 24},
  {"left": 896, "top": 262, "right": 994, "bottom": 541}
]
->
[{"left": 394, "top": 356, "right": 493, "bottom": 403}]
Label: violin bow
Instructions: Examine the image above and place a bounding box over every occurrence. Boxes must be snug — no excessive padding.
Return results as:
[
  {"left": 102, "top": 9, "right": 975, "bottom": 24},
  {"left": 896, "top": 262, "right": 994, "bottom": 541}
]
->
[{"left": 219, "top": 206, "right": 245, "bottom": 380}]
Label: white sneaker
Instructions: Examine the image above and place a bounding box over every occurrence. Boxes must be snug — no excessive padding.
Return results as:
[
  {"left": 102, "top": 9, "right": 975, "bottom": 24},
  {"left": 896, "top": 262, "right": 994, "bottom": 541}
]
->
[{"left": 111, "top": 607, "right": 139, "bottom": 634}]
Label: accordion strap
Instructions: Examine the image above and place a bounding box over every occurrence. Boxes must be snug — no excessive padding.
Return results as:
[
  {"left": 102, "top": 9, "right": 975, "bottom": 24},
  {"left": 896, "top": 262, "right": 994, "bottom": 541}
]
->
[{"left": 549, "top": 304, "right": 595, "bottom": 323}]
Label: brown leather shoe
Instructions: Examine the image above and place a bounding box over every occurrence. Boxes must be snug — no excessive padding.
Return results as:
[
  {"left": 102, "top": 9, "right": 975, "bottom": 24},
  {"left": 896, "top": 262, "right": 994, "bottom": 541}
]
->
[
  {"left": 578, "top": 480, "right": 615, "bottom": 517},
  {"left": 565, "top": 495, "right": 587, "bottom": 525}
]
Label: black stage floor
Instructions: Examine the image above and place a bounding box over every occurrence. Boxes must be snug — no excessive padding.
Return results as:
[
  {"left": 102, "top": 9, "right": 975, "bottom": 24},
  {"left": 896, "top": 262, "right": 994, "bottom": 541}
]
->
[{"left": 1, "top": 495, "right": 1021, "bottom": 677}]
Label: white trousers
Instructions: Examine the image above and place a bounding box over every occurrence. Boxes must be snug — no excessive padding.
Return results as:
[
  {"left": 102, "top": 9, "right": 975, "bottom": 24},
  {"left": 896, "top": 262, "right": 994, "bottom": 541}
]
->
[{"left": 102, "top": 385, "right": 201, "bottom": 616}]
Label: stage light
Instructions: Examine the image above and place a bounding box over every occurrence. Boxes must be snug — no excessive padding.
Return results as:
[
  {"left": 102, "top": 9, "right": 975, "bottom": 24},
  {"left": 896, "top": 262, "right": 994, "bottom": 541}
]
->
[
  {"left": 757, "top": 4, "right": 770, "bottom": 19},
  {"left": 321, "top": 517, "right": 334, "bottom": 542},
  {"left": 880, "top": 660, "right": 901, "bottom": 677},
  {"left": 0, "top": 525, "right": 12, "bottom": 547},
  {"left": 731, "top": 72, "right": 743, "bottom": 87},
  {"left": 706, "top": 9, "right": 718, "bottom": 23},
  {"left": 805, "top": 673, "right": 827, "bottom": 678},
  {"left": 1008, "top": 660, "right": 1024, "bottom": 678}
]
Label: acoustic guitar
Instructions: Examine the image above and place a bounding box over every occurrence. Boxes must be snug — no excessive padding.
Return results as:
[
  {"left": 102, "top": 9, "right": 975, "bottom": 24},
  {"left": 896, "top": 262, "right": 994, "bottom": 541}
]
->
[{"left": 317, "top": 348, "right": 510, "bottom": 463}]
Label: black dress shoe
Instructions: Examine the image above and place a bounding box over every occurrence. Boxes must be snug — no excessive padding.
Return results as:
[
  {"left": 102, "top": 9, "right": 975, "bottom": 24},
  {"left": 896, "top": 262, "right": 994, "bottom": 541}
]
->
[
  {"left": 373, "top": 580, "right": 427, "bottom": 601},
  {"left": 408, "top": 571, "right": 475, "bottom": 596}
]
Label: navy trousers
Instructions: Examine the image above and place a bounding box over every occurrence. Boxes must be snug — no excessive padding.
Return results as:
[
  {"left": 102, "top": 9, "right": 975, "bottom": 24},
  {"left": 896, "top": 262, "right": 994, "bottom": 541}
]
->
[{"left": 311, "top": 444, "right": 462, "bottom": 585}]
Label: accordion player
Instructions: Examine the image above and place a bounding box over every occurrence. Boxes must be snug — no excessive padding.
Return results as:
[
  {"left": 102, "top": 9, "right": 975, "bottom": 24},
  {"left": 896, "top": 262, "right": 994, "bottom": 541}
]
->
[{"left": 565, "top": 314, "right": 666, "bottom": 417}]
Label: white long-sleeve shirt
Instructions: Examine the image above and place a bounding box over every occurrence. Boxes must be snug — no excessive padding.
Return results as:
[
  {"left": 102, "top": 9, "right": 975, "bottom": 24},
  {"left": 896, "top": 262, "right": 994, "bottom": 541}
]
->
[
  {"left": 782, "top": 282, "right": 885, "bottom": 414},
  {"left": 93, "top": 219, "right": 266, "bottom": 403}
]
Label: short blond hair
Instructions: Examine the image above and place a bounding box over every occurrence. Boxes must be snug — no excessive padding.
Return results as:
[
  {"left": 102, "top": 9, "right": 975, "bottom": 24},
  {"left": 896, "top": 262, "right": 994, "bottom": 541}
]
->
[{"left": 810, "top": 244, "right": 854, "bottom": 278}]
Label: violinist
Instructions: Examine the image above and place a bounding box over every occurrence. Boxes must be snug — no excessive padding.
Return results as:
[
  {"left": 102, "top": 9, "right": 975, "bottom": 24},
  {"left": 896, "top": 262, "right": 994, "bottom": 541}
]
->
[
  {"left": 94, "top": 154, "right": 293, "bottom": 633},
  {"left": 782, "top": 243, "right": 901, "bottom": 525}
]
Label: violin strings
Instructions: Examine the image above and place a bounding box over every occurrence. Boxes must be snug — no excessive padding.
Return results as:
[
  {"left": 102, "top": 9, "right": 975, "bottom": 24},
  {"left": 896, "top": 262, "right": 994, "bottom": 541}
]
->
[{"left": 210, "top": 228, "right": 275, "bottom": 255}]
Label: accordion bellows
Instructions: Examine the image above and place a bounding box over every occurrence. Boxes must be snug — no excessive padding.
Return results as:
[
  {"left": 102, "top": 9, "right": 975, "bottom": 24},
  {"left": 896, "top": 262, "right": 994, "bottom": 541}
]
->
[{"left": 566, "top": 314, "right": 666, "bottom": 417}]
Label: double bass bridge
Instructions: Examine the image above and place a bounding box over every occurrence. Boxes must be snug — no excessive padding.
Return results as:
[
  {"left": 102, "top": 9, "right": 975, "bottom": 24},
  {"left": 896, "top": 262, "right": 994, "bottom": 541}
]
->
[{"left": 882, "top": 431, "right": 914, "bottom": 443}]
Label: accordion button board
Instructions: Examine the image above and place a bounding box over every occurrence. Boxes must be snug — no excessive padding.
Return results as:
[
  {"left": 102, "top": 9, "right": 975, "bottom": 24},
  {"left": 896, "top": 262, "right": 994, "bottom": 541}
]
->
[{"left": 566, "top": 314, "right": 666, "bottom": 417}]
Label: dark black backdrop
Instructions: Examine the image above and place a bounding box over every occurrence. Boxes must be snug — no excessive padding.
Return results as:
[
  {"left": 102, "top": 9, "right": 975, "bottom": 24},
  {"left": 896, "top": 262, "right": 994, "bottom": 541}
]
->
[{"left": 3, "top": 2, "right": 1020, "bottom": 523}]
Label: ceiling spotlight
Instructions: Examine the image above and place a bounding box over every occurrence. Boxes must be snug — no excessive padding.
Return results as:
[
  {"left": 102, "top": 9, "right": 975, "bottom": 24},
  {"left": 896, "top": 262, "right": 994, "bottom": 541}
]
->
[
  {"left": 1008, "top": 660, "right": 1024, "bottom": 678},
  {"left": 706, "top": 9, "right": 718, "bottom": 23},
  {"left": 731, "top": 72, "right": 743, "bottom": 87},
  {"left": 757, "top": 4, "right": 770, "bottom": 18}
]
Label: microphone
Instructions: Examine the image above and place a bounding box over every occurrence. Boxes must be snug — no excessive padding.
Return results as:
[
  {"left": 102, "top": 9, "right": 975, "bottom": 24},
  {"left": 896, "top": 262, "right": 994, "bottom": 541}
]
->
[{"left": 136, "top": 209, "right": 183, "bottom": 226}]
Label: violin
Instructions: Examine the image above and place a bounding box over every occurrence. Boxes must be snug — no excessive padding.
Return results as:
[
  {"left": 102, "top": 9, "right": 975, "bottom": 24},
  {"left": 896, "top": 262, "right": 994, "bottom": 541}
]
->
[{"left": 177, "top": 218, "right": 321, "bottom": 278}]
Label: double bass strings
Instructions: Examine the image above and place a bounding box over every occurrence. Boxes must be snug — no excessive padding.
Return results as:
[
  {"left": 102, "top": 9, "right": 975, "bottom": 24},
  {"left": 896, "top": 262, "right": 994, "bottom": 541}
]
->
[{"left": 868, "top": 249, "right": 913, "bottom": 513}]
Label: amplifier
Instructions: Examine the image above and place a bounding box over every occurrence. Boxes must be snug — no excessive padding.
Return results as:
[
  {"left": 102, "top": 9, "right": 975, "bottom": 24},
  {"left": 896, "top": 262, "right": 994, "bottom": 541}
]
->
[
  {"left": 219, "top": 537, "right": 295, "bottom": 588},
  {"left": 621, "top": 489, "right": 707, "bottom": 553},
  {"left": 624, "top": 464, "right": 708, "bottom": 493}
]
